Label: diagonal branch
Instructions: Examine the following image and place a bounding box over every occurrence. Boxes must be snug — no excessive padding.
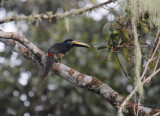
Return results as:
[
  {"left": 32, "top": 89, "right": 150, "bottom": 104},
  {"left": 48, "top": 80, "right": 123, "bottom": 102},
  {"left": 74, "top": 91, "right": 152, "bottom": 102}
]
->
[
  {"left": 0, "top": 30, "right": 45, "bottom": 66},
  {"left": 0, "top": 38, "right": 38, "bottom": 63},
  {"left": 0, "top": 31, "right": 160, "bottom": 115},
  {"left": 0, "top": 0, "right": 116, "bottom": 24}
]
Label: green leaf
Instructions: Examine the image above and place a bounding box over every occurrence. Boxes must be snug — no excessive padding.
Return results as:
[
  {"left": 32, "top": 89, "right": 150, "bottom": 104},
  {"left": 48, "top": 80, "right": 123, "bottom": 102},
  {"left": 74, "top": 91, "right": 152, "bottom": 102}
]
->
[
  {"left": 106, "top": 36, "right": 110, "bottom": 43},
  {"left": 149, "top": 52, "right": 158, "bottom": 70},
  {"left": 120, "top": 34, "right": 128, "bottom": 42},
  {"left": 121, "top": 29, "right": 130, "bottom": 40},
  {"left": 105, "top": 44, "right": 110, "bottom": 51},
  {"left": 123, "top": 48, "right": 130, "bottom": 63},
  {"left": 149, "top": 60, "right": 157, "bottom": 70},
  {"left": 65, "top": 17, "right": 70, "bottom": 33},
  {"left": 139, "top": 36, "right": 146, "bottom": 43},
  {"left": 143, "top": 26, "right": 148, "bottom": 33},
  {"left": 94, "top": 41, "right": 107, "bottom": 50},
  {"left": 103, "top": 23, "right": 113, "bottom": 35},
  {"left": 110, "top": 30, "right": 120, "bottom": 40},
  {"left": 98, "top": 46, "right": 107, "bottom": 50},
  {"left": 140, "top": 21, "right": 149, "bottom": 33}
]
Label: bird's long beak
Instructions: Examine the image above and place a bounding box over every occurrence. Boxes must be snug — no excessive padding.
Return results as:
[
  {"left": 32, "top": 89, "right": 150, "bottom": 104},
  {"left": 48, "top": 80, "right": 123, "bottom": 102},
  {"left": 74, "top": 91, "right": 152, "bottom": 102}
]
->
[{"left": 72, "top": 41, "right": 91, "bottom": 49}]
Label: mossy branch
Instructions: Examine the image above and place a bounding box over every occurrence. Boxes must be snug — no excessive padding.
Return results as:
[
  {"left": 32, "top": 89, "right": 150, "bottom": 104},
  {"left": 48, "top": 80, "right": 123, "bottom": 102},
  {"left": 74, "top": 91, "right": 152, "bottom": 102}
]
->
[{"left": 0, "top": 0, "right": 116, "bottom": 24}]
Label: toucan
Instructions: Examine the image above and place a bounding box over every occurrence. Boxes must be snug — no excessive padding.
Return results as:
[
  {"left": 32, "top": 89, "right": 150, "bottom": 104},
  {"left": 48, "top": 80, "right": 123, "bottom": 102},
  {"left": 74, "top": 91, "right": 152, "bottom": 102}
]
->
[{"left": 43, "top": 39, "right": 91, "bottom": 78}]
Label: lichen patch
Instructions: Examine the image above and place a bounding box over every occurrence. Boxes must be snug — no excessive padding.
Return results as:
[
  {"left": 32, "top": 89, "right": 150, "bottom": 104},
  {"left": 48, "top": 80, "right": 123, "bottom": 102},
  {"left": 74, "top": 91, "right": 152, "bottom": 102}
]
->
[{"left": 84, "top": 76, "right": 92, "bottom": 83}]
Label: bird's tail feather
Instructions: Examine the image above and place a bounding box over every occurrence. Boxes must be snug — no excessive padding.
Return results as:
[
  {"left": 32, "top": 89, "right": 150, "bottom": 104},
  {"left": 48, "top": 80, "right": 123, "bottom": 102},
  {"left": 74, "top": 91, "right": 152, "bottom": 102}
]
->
[{"left": 44, "top": 56, "right": 54, "bottom": 79}]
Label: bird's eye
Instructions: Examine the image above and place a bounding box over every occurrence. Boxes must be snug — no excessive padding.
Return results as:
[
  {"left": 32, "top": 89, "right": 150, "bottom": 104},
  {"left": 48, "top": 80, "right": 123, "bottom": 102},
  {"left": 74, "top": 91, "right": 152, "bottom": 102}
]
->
[{"left": 67, "top": 41, "right": 72, "bottom": 44}]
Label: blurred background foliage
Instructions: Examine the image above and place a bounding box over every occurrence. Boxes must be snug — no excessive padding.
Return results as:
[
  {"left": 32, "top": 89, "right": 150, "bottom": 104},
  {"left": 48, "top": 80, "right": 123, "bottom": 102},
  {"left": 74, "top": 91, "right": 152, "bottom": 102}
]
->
[{"left": 0, "top": 0, "right": 160, "bottom": 116}]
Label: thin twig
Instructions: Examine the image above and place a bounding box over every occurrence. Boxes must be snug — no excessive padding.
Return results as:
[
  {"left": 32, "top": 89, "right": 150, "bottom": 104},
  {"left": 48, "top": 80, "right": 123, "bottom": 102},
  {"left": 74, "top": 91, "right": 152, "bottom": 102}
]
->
[
  {"left": 140, "top": 31, "right": 160, "bottom": 80},
  {"left": 136, "top": 96, "right": 142, "bottom": 116},
  {"left": 148, "top": 30, "right": 160, "bottom": 58},
  {"left": 143, "top": 68, "right": 160, "bottom": 84},
  {"left": 118, "top": 85, "right": 139, "bottom": 116},
  {"left": 153, "top": 58, "right": 160, "bottom": 73},
  {"left": 115, "top": 52, "right": 130, "bottom": 80}
]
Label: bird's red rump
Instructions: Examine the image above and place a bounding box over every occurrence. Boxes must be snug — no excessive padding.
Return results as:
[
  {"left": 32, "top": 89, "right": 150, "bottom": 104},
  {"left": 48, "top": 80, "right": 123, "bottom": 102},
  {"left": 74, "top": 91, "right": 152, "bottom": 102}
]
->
[{"left": 47, "top": 53, "right": 54, "bottom": 57}]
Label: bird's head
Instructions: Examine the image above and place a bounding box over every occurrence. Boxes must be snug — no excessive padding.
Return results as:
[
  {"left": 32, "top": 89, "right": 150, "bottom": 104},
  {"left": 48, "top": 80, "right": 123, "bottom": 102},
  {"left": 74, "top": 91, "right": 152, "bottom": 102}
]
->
[{"left": 63, "top": 39, "right": 91, "bottom": 49}]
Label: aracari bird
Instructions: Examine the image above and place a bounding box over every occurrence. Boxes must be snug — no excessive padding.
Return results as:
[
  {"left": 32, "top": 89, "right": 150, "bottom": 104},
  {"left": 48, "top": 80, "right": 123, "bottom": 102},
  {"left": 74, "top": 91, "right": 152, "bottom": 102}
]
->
[{"left": 44, "top": 39, "right": 90, "bottom": 78}]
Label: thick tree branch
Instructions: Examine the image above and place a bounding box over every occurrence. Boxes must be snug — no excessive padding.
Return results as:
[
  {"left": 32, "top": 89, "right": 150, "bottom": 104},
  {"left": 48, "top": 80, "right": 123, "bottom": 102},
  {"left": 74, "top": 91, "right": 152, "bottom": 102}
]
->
[
  {"left": 0, "top": 0, "right": 116, "bottom": 24},
  {"left": 0, "top": 31, "right": 160, "bottom": 115},
  {"left": 0, "top": 30, "right": 45, "bottom": 66}
]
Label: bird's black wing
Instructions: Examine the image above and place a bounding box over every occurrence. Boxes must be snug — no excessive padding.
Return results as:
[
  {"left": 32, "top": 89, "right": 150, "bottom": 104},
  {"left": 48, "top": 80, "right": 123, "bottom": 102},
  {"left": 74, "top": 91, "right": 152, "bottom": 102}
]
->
[{"left": 48, "top": 43, "right": 68, "bottom": 54}]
